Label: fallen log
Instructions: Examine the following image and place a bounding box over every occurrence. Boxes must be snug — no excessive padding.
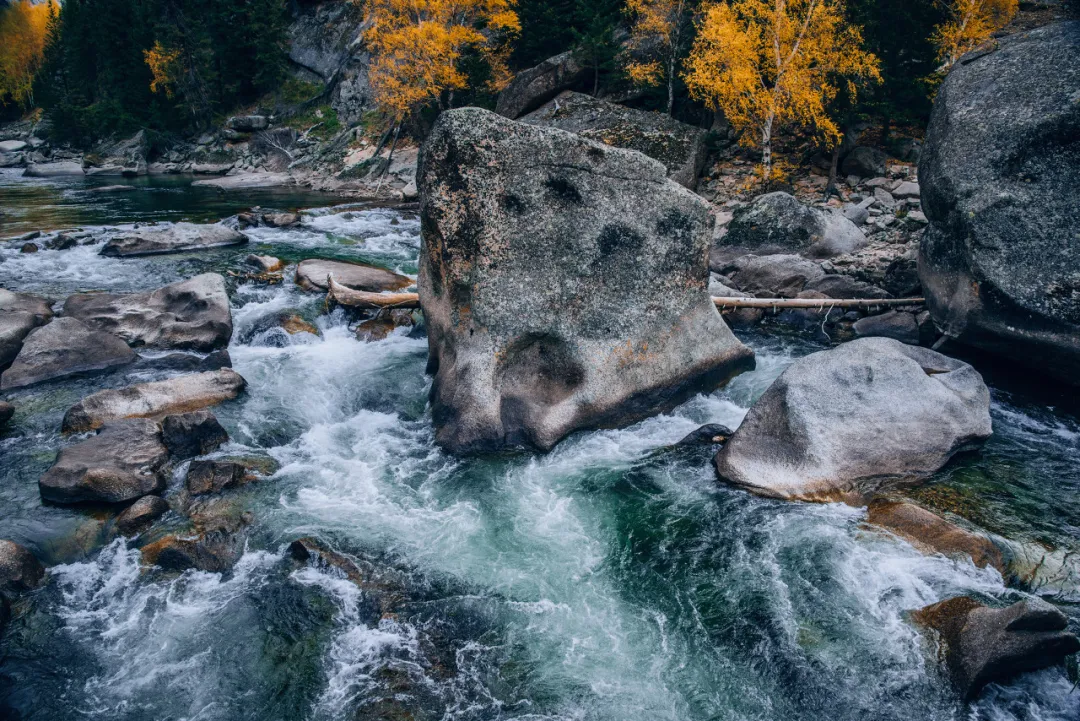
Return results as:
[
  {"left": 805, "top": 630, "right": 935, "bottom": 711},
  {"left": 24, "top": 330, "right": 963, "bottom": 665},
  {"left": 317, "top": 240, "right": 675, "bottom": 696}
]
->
[{"left": 327, "top": 276, "right": 925, "bottom": 312}]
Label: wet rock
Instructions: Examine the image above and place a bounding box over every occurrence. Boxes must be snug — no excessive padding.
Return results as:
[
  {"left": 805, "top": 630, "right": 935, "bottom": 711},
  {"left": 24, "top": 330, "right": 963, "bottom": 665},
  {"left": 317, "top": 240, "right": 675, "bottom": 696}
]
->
[
  {"left": 355, "top": 309, "right": 414, "bottom": 342},
  {"left": 288, "top": 537, "right": 404, "bottom": 613},
  {"left": 19, "top": 242, "right": 38, "bottom": 253},
  {"left": 521, "top": 90, "right": 708, "bottom": 189},
  {"left": 45, "top": 233, "right": 78, "bottom": 250},
  {"left": 24, "top": 161, "right": 85, "bottom": 177},
  {"left": 912, "top": 596, "right": 1080, "bottom": 700},
  {"left": 262, "top": 211, "right": 300, "bottom": 228},
  {"left": 192, "top": 173, "right": 293, "bottom": 190},
  {"left": 853, "top": 310, "right": 921, "bottom": 345},
  {"left": 87, "top": 184, "right": 137, "bottom": 194},
  {"left": 280, "top": 314, "right": 319, "bottom": 335},
  {"left": 140, "top": 529, "right": 243, "bottom": 573},
  {"left": 0, "top": 401, "right": 13, "bottom": 426},
  {"left": 64, "top": 273, "right": 233, "bottom": 351},
  {"left": 0, "top": 311, "right": 41, "bottom": 371},
  {"left": 722, "top": 254, "right": 826, "bottom": 298},
  {"left": 919, "top": 22, "right": 1080, "bottom": 385},
  {"left": 676, "top": 423, "right": 734, "bottom": 447},
  {"left": 496, "top": 51, "right": 587, "bottom": 119},
  {"left": 0, "top": 594, "right": 8, "bottom": 633},
  {"left": 245, "top": 254, "right": 285, "bottom": 273},
  {"left": 841, "top": 146, "right": 887, "bottom": 178},
  {"left": 131, "top": 349, "right": 232, "bottom": 373},
  {"left": 714, "top": 338, "right": 992, "bottom": 501},
  {"left": 185, "top": 460, "right": 252, "bottom": 496},
  {"left": 39, "top": 418, "right": 168, "bottom": 504},
  {"left": 226, "top": 115, "right": 269, "bottom": 133},
  {"left": 721, "top": 192, "right": 867, "bottom": 259},
  {"left": 0, "top": 288, "right": 52, "bottom": 324},
  {"left": 115, "top": 495, "right": 170, "bottom": 535},
  {"left": 160, "top": 409, "right": 229, "bottom": 460},
  {"left": 0, "top": 540, "right": 45, "bottom": 592},
  {"left": 295, "top": 258, "right": 412, "bottom": 293},
  {"left": 100, "top": 222, "right": 247, "bottom": 257},
  {"left": 61, "top": 368, "right": 246, "bottom": 433},
  {"left": 1, "top": 317, "right": 135, "bottom": 390},
  {"left": 419, "top": 108, "right": 754, "bottom": 453},
  {"left": 866, "top": 499, "right": 1005, "bottom": 572}
]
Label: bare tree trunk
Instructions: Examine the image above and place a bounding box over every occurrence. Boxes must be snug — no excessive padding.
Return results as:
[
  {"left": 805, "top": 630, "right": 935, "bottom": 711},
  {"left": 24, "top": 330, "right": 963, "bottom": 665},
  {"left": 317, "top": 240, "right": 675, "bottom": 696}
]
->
[
  {"left": 824, "top": 143, "right": 841, "bottom": 200},
  {"left": 666, "top": 54, "right": 675, "bottom": 115},
  {"left": 761, "top": 113, "right": 775, "bottom": 187}
]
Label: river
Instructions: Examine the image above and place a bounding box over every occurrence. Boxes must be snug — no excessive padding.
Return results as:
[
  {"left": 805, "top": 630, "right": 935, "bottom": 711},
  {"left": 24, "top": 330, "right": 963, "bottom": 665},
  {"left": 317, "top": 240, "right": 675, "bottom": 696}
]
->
[{"left": 0, "top": 169, "right": 1077, "bottom": 721}]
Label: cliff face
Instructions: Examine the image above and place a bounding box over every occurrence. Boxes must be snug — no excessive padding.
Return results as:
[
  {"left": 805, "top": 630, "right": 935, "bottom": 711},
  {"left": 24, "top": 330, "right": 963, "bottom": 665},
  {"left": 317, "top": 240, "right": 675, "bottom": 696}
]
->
[{"left": 287, "top": 0, "right": 372, "bottom": 125}]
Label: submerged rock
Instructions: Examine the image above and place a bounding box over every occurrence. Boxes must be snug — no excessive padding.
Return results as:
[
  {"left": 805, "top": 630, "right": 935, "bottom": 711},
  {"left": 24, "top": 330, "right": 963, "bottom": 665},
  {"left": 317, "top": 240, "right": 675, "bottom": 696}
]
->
[
  {"left": 912, "top": 596, "right": 1080, "bottom": 700},
  {"left": 115, "top": 495, "right": 170, "bottom": 535},
  {"left": 496, "top": 51, "right": 587, "bottom": 119},
  {"left": 714, "top": 338, "right": 992, "bottom": 501},
  {"left": 100, "top": 222, "right": 247, "bottom": 257},
  {"left": 24, "top": 161, "right": 84, "bottom": 177},
  {"left": 185, "top": 460, "right": 252, "bottom": 496},
  {"left": 919, "top": 22, "right": 1080, "bottom": 385},
  {"left": 64, "top": 273, "right": 233, "bottom": 351},
  {"left": 355, "top": 309, "right": 414, "bottom": 342},
  {"left": 866, "top": 500, "right": 1005, "bottom": 572},
  {"left": 419, "top": 108, "right": 754, "bottom": 453},
  {"left": 160, "top": 409, "right": 229, "bottom": 460},
  {"left": 245, "top": 254, "right": 285, "bottom": 273},
  {"left": 39, "top": 418, "right": 169, "bottom": 504},
  {"left": 720, "top": 192, "right": 867, "bottom": 259},
  {"left": 61, "top": 368, "right": 246, "bottom": 433},
  {"left": 1, "top": 317, "right": 136, "bottom": 390},
  {"left": 675, "top": 423, "right": 735, "bottom": 447},
  {"left": 521, "top": 91, "right": 709, "bottom": 189},
  {"left": 0, "top": 540, "right": 45, "bottom": 592},
  {"left": 294, "top": 258, "right": 412, "bottom": 293},
  {"left": 140, "top": 529, "right": 243, "bottom": 573},
  {"left": 0, "top": 401, "right": 13, "bottom": 426}
]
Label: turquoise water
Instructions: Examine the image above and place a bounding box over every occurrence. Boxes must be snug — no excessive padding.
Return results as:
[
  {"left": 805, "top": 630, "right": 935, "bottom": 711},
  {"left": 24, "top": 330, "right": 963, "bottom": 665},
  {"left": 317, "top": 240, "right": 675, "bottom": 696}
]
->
[{"left": 0, "top": 171, "right": 1076, "bottom": 720}]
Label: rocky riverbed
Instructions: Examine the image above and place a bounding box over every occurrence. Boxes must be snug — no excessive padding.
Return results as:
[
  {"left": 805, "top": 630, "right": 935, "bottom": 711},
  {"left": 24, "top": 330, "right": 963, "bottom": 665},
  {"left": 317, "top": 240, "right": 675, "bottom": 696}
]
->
[{"left": 0, "top": 167, "right": 1078, "bottom": 720}]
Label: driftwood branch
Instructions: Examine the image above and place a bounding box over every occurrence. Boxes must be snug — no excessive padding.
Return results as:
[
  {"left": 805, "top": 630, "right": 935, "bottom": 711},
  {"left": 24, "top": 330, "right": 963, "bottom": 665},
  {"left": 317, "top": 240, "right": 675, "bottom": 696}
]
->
[{"left": 326, "top": 279, "right": 925, "bottom": 312}]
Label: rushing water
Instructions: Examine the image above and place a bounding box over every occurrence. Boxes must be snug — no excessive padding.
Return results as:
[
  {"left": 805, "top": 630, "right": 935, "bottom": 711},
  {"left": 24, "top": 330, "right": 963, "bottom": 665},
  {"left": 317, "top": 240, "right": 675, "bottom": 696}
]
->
[{"left": 0, "top": 172, "right": 1077, "bottom": 721}]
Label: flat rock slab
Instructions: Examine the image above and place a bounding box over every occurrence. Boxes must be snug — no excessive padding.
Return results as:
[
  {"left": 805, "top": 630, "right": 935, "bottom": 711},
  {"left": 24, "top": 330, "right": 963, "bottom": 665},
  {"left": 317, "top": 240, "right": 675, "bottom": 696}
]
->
[
  {"left": 62, "top": 368, "right": 246, "bottom": 433},
  {"left": 295, "top": 258, "right": 412, "bottom": 293},
  {"left": 0, "top": 288, "right": 53, "bottom": 324},
  {"left": 191, "top": 173, "right": 294, "bottom": 190},
  {"left": 1, "top": 317, "right": 135, "bottom": 390},
  {"left": 101, "top": 223, "right": 247, "bottom": 257},
  {"left": 24, "top": 161, "right": 85, "bottom": 177},
  {"left": 0, "top": 311, "right": 42, "bottom": 371},
  {"left": 39, "top": 418, "right": 169, "bottom": 504},
  {"left": 715, "top": 338, "right": 992, "bottom": 502},
  {"left": 419, "top": 108, "right": 754, "bottom": 453},
  {"left": 521, "top": 91, "right": 708, "bottom": 189},
  {"left": 866, "top": 499, "right": 1004, "bottom": 572},
  {"left": 64, "top": 273, "right": 233, "bottom": 351}
]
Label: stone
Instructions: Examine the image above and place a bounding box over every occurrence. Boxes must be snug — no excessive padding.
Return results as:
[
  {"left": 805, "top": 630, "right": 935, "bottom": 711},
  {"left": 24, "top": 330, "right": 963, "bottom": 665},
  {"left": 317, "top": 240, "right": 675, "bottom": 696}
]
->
[
  {"left": 39, "top": 418, "right": 169, "bottom": 504},
  {"left": 0, "top": 289, "right": 52, "bottom": 325},
  {"left": 46, "top": 234, "right": 78, "bottom": 250},
  {"left": 873, "top": 187, "right": 896, "bottom": 209},
  {"left": 140, "top": 529, "right": 243, "bottom": 573},
  {"left": 63, "top": 273, "right": 233, "bottom": 351},
  {"left": 1, "top": 317, "right": 135, "bottom": 390},
  {"left": 226, "top": 115, "right": 269, "bottom": 132},
  {"left": 100, "top": 222, "right": 247, "bottom": 257},
  {"left": 0, "top": 140, "right": 27, "bottom": 153},
  {"left": 0, "top": 540, "right": 45, "bottom": 592},
  {"left": 115, "top": 495, "right": 170, "bottom": 535},
  {"left": 0, "top": 401, "right": 13, "bottom": 426},
  {"left": 853, "top": 310, "right": 921, "bottom": 345},
  {"left": 419, "top": 107, "right": 754, "bottom": 453},
  {"left": 61, "top": 368, "right": 246, "bottom": 433},
  {"left": 19, "top": 243, "right": 38, "bottom": 253},
  {"left": 245, "top": 254, "right": 284, "bottom": 273},
  {"left": 185, "top": 460, "right": 252, "bottom": 496},
  {"left": 295, "top": 258, "right": 412, "bottom": 293},
  {"left": 866, "top": 500, "right": 1005, "bottom": 572},
  {"left": 280, "top": 314, "right": 319, "bottom": 335},
  {"left": 912, "top": 596, "right": 1080, "bottom": 700},
  {"left": 262, "top": 211, "right": 300, "bottom": 228},
  {"left": 23, "top": 161, "right": 85, "bottom": 177},
  {"left": 720, "top": 192, "right": 867, "bottom": 259},
  {"left": 919, "top": 22, "right": 1080, "bottom": 385},
  {"left": 88, "top": 184, "right": 137, "bottom": 194},
  {"left": 496, "top": 51, "right": 587, "bottom": 119},
  {"left": 714, "top": 338, "right": 992, "bottom": 501},
  {"left": 676, "top": 423, "right": 735, "bottom": 447},
  {"left": 521, "top": 91, "right": 708, "bottom": 189},
  {"left": 160, "top": 409, "right": 229, "bottom": 460},
  {"left": 191, "top": 173, "right": 294, "bottom": 190},
  {"left": 892, "top": 181, "right": 920, "bottom": 199},
  {"left": 841, "top": 146, "right": 887, "bottom": 178},
  {"left": 804, "top": 274, "right": 890, "bottom": 299},
  {"left": 0, "top": 311, "right": 41, "bottom": 371},
  {"left": 355, "top": 309, "right": 414, "bottom": 342},
  {"left": 721, "top": 254, "right": 826, "bottom": 298},
  {"left": 842, "top": 204, "right": 870, "bottom": 225}
]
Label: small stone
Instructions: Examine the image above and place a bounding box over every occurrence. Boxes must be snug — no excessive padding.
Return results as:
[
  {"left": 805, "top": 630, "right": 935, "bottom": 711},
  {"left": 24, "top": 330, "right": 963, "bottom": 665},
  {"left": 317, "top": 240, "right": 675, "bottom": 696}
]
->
[
  {"left": 853, "top": 310, "right": 921, "bottom": 345},
  {"left": 245, "top": 254, "right": 284, "bottom": 273},
  {"left": 0, "top": 401, "right": 13, "bottom": 426},
  {"left": 115, "top": 495, "right": 170, "bottom": 535},
  {"left": 161, "top": 409, "right": 229, "bottom": 460},
  {"left": 355, "top": 309, "right": 414, "bottom": 342},
  {"left": 280, "top": 315, "right": 319, "bottom": 335},
  {"left": 262, "top": 212, "right": 300, "bottom": 228},
  {"left": 842, "top": 204, "right": 869, "bottom": 225},
  {"left": 185, "top": 460, "right": 252, "bottom": 496},
  {"left": 0, "top": 540, "right": 45, "bottom": 592},
  {"left": 892, "top": 181, "right": 920, "bottom": 199},
  {"left": 140, "top": 530, "right": 242, "bottom": 572},
  {"left": 19, "top": 242, "right": 38, "bottom": 253},
  {"left": 676, "top": 423, "right": 735, "bottom": 447},
  {"left": 873, "top": 187, "right": 897, "bottom": 208}
]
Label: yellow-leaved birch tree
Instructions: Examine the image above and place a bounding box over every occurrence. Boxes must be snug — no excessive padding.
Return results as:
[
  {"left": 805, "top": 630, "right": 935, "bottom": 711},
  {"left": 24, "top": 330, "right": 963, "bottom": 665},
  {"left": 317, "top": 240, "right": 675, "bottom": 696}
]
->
[
  {"left": 624, "top": 0, "right": 695, "bottom": 115},
  {"left": 683, "top": 0, "right": 880, "bottom": 183},
  {"left": 932, "top": 0, "right": 1017, "bottom": 71}
]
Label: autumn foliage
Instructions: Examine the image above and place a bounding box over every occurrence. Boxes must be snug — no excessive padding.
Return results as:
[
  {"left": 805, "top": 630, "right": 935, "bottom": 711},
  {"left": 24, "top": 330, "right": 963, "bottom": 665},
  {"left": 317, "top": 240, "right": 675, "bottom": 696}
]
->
[
  {"left": 0, "top": 0, "right": 52, "bottom": 110},
  {"left": 624, "top": 0, "right": 694, "bottom": 114},
  {"left": 364, "top": 0, "right": 520, "bottom": 122},
  {"left": 684, "top": 0, "right": 880, "bottom": 181},
  {"left": 932, "top": 0, "right": 1018, "bottom": 70}
]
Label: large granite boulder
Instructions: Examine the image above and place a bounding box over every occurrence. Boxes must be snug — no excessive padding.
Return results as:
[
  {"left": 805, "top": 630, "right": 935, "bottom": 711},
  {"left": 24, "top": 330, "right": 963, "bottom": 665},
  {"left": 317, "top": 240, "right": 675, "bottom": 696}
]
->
[
  {"left": 24, "top": 161, "right": 84, "bottom": 177},
  {"left": 0, "top": 288, "right": 53, "bottom": 324},
  {"left": 61, "top": 369, "right": 246, "bottom": 433},
  {"left": 919, "top": 22, "right": 1080, "bottom": 385},
  {"left": 160, "top": 409, "right": 229, "bottom": 460},
  {"left": 719, "top": 254, "right": 825, "bottom": 298},
  {"left": 418, "top": 108, "right": 754, "bottom": 454},
  {"left": 100, "top": 223, "right": 247, "bottom": 257},
  {"left": 1, "top": 317, "right": 135, "bottom": 390},
  {"left": 294, "top": 258, "right": 412, "bottom": 293},
  {"left": 64, "top": 273, "right": 232, "bottom": 351},
  {"left": 39, "top": 418, "right": 169, "bottom": 504},
  {"left": 714, "top": 338, "right": 992, "bottom": 501},
  {"left": 0, "top": 289, "right": 53, "bottom": 370},
  {"left": 496, "top": 51, "right": 587, "bottom": 119},
  {"left": 913, "top": 596, "right": 1080, "bottom": 699},
  {"left": 719, "top": 192, "right": 868, "bottom": 261},
  {"left": 521, "top": 91, "right": 709, "bottom": 189}
]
